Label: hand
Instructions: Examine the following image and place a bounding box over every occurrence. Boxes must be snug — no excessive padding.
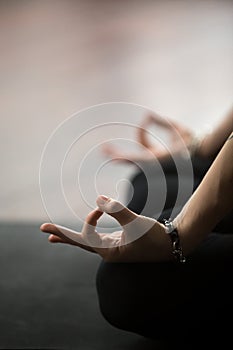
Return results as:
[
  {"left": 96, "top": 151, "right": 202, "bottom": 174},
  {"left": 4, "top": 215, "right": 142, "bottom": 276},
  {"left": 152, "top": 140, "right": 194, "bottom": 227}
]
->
[
  {"left": 40, "top": 195, "right": 171, "bottom": 263},
  {"left": 101, "top": 143, "right": 155, "bottom": 165},
  {"left": 136, "top": 112, "right": 194, "bottom": 158},
  {"left": 101, "top": 112, "right": 194, "bottom": 164}
]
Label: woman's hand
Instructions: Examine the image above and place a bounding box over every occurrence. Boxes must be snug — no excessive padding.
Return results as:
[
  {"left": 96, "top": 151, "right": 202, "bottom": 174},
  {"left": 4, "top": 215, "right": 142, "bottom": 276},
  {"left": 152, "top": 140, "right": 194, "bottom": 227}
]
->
[
  {"left": 40, "top": 195, "right": 172, "bottom": 263},
  {"left": 102, "top": 112, "right": 194, "bottom": 164},
  {"left": 137, "top": 112, "right": 193, "bottom": 152}
]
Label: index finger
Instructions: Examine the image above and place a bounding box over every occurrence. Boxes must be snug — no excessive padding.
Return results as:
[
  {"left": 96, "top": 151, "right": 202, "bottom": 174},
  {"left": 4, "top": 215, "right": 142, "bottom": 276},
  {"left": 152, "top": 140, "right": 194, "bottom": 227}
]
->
[
  {"left": 85, "top": 209, "right": 103, "bottom": 226},
  {"left": 149, "top": 113, "right": 176, "bottom": 130},
  {"left": 40, "top": 222, "right": 95, "bottom": 251}
]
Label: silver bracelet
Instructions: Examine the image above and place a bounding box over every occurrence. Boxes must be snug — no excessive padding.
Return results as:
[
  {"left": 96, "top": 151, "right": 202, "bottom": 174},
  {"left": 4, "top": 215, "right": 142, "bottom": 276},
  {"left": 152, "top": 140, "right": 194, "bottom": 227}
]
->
[{"left": 162, "top": 218, "right": 186, "bottom": 263}]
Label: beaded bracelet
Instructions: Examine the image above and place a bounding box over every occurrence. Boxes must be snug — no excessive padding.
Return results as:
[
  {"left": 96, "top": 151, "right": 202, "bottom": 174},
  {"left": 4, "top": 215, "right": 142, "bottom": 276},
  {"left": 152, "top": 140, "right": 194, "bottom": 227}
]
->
[{"left": 162, "top": 218, "right": 186, "bottom": 263}]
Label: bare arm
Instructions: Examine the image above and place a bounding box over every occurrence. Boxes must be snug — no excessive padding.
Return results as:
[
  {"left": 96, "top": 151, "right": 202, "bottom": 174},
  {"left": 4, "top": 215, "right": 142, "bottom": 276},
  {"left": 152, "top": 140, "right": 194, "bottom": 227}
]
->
[
  {"left": 197, "top": 107, "right": 233, "bottom": 159},
  {"left": 175, "top": 132, "right": 233, "bottom": 254}
]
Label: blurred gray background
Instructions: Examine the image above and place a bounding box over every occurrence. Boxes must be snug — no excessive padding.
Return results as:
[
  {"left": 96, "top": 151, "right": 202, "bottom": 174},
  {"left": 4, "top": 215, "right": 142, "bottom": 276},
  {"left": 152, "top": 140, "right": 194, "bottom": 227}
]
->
[{"left": 1, "top": 0, "right": 233, "bottom": 224}]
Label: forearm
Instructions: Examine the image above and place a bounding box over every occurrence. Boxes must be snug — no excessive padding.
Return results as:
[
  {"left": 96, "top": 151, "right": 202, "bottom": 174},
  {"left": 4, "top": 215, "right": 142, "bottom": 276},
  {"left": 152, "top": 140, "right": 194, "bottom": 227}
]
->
[
  {"left": 174, "top": 133, "right": 233, "bottom": 254},
  {"left": 197, "top": 107, "right": 233, "bottom": 159}
]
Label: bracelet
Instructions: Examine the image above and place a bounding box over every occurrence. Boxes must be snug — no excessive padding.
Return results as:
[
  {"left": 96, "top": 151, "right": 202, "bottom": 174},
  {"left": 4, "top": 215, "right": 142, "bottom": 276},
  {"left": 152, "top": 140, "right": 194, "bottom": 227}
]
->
[{"left": 162, "top": 218, "right": 186, "bottom": 263}]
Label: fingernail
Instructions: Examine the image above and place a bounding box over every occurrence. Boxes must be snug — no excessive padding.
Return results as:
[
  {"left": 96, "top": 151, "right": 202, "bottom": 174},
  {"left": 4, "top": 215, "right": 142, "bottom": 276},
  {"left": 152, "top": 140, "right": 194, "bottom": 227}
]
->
[
  {"left": 97, "top": 195, "right": 109, "bottom": 206},
  {"left": 100, "top": 195, "right": 109, "bottom": 201}
]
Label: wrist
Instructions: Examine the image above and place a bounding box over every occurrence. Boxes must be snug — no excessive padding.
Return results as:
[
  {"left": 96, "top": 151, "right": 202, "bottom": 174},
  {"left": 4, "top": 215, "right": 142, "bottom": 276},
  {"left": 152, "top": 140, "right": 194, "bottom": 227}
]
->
[
  {"left": 173, "top": 209, "right": 207, "bottom": 256},
  {"left": 162, "top": 218, "right": 186, "bottom": 263},
  {"left": 156, "top": 222, "right": 175, "bottom": 261},
  {"left": 187, "top": 133, "right": 206, "bottom": 158}
]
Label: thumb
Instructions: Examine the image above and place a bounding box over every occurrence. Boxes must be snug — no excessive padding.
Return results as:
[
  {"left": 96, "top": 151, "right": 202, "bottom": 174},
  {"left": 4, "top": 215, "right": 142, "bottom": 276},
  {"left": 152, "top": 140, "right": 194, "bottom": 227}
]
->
[{"left": 96, "top": 195, "right": 138, "bottom": 226}]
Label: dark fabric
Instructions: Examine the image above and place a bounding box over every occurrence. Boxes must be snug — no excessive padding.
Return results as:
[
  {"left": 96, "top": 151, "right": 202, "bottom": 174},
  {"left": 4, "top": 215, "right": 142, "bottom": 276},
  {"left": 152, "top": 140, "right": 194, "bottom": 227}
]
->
[
  {"left": 0, "top": 223, "right": 167, "bottom": 350},
  {"left": 96, "top": 155, "right": 233, "bottom": 344},
  {"left": 96, "top": 233, "right": 233, "bottom": 343},
  {"left": 125, "top": 155, "right": 213, "bottom": 220}
]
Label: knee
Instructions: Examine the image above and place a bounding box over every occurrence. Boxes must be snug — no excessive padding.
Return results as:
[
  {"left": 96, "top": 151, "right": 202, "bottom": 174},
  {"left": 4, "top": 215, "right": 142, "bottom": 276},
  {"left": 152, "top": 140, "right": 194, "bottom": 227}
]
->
[{"left": 95, "top": 261, "right": 132, "bottom": 331}]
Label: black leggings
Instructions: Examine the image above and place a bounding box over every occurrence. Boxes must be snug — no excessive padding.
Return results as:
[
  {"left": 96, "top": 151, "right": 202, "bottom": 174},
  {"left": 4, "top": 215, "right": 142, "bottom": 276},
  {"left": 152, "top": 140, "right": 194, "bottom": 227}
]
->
[{"left": 95, "top": 156, "right": 233, "bottom": 342}]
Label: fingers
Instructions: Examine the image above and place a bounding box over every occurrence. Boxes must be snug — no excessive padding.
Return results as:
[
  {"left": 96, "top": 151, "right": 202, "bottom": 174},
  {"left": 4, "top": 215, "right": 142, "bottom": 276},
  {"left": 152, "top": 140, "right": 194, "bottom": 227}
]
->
[
  {"left": 101, "top": 144, "right": 124, "bottom": 160},
  {"left": 96, "top": 195, "right": 137, "bottom": 226},
  {"left": 41, "top": 224, "right": 72, "bottom": 245},
  {"left": 139, "top": 113, "right": 192, "bottom": 152},
  {"left": 142, "top": 112, "right": 179, "bottom": 132},
  {"left": 40, "top": 222, "right": 95, "bottom": 252},
  {"left": 101, "top": 143, "right": 132, "bottom": 163},
  {"left": 85, "top": 209, "right": 103, "bottom": 226},
  {"left": 41, "top": 223, "right": 75, "bottom": 244},
  {"left": 101, "top": 144, "right": 118, "bottom": 156},
  {"left": 40, "top": 223, "right": 62, "bottom": 236},
  {"left": 140, "top": 113, "right": 157, "bottom": 127},
  {"left": 48, "top": 234, "right": 66, "bottom": 243},
  {"left": 96, "top": 195, "right": 159, "bottom": 248}
]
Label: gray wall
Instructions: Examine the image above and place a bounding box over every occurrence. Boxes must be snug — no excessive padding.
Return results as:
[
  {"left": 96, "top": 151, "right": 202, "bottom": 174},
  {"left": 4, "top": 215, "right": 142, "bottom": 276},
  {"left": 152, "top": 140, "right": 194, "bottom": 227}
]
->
[{"left": 1, "top": 0, "right": 233, "bottom": 225}]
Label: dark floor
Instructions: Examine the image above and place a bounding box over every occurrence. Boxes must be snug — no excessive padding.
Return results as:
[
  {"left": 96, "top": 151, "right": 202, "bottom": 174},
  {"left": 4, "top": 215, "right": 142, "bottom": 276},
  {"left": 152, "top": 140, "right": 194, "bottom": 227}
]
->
[
  {"left": 1, "top": 222, "right": 175, "bottom": 350},
  {"left": 2, "top": 222, "right": 232, "bottom": 349}
]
